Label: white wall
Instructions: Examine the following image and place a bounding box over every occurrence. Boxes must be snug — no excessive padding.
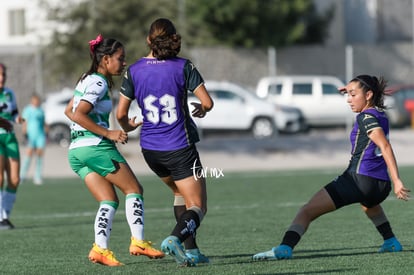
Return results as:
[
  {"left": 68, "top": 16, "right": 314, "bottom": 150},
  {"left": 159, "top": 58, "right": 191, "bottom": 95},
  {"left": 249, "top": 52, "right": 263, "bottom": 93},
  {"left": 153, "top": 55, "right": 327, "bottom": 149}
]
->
[
  {"left": 0, "top": 0, "right": 45, "bottom": 45},
  {"left": 0, "top": 0, "right": 83, "bottom": 46}
]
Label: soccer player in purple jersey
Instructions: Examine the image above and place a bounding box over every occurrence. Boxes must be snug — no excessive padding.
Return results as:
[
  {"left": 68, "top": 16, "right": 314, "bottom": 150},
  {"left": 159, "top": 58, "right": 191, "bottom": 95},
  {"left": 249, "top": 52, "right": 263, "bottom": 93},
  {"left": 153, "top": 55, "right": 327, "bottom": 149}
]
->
[
  {"left": 253, "top": 75, "right": 410, "bottom": 260},
  {"left": 117, "top": 18, "right": 213, "bottom": 267}
]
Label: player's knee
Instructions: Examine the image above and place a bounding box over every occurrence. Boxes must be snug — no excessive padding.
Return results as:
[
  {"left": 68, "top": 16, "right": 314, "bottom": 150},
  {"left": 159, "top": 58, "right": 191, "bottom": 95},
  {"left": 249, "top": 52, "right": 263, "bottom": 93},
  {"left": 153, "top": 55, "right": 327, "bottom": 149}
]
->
[
  {"left": 298, "top": 204, "right": 317, "bottom": 221},
  {"left": 9, "top": 175, "right": 20, "bottom": 186}
]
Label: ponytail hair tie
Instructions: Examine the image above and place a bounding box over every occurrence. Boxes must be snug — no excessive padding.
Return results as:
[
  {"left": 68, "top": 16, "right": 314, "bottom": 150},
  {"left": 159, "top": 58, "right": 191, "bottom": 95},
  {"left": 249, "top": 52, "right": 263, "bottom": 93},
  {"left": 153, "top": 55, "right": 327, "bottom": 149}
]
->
[{"left": 88, "top": 34, "right": 103, "bottom": 54}]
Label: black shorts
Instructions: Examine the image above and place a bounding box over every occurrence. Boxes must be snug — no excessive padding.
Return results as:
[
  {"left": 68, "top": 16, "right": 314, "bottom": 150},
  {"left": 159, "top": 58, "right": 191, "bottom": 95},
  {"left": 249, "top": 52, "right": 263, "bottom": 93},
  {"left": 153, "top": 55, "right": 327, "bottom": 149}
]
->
[
  {"left": 142, "top": 144, "right": 203, "bottom": 181},
  {"left": 324, "top": 170, "right": 391, "bottom": 209}
]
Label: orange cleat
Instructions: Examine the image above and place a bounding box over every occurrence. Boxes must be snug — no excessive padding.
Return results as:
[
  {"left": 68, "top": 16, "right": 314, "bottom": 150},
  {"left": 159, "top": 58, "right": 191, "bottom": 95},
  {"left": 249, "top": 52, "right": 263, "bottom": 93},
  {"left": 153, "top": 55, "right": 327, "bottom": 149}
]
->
[
  {"left": 88, "top": 243, "right": 123, "bottom": 266},
  {"left": 129, "top": 237, "right": 165, "bottom": 259}
]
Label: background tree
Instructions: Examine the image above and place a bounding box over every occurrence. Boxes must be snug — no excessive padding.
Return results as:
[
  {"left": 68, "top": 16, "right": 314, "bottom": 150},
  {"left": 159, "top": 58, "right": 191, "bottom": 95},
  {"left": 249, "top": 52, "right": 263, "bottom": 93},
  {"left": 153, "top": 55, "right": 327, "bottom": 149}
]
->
[
  {"left": 42, "top": 0, "right": 178, "bottom": 89},
  {"left": 41, "top": 0, "right": 333, "bottom": 90},
  {"left": 185, "top": 0, "right": 333, "bottom": 48}
]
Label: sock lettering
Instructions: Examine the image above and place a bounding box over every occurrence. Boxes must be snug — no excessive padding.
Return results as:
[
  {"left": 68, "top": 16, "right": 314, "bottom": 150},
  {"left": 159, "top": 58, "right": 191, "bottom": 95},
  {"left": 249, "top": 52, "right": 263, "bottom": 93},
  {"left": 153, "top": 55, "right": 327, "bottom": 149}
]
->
[
  {"left": 180, "top": 219, "right": 197, "bottom": 235},
  {"left": 132, "top": 198, "right": 143, "bottom": 225},
  {"left": 97, "top": 207, "right": 110, "bottom": 236}
]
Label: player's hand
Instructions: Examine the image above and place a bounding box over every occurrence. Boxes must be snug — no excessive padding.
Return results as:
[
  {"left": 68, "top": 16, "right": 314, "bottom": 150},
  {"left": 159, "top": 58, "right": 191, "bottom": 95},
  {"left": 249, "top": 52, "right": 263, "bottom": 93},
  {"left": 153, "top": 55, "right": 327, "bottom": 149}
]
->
[
  {"left": 191, "top": 102, "right": 207, "bottom": 118},
  {"left": 338, "top": 86, "right": 347, "bottom": 94},
  {"left": 15, "top": 115, "right": 25, "bottom": 124},
  {"left": 394, "top": 179, "right": 410, "bottom": 201},
  {"left": 0, "top": 117, "right": 12, "bottom": 132},
  {"left": 128, "top": 116, "right": 142, "bottom": 131},
  {"left": 106, "top": 129, "right": 128, "bottom": 144}
]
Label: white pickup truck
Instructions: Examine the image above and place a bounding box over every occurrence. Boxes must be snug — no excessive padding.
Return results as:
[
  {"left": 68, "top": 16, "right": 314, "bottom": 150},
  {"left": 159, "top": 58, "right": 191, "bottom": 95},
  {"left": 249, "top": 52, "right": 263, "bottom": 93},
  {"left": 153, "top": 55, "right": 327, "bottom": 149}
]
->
[{"left": 255, "top": 75, "right": 355, "bottom": 127}]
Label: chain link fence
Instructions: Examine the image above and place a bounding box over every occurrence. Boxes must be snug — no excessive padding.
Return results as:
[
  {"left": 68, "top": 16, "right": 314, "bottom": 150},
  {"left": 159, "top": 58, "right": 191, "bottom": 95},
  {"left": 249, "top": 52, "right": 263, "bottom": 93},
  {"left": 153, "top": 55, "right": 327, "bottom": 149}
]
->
[{"left": 2, "top": 42, "right": 414, "bottom": 109}]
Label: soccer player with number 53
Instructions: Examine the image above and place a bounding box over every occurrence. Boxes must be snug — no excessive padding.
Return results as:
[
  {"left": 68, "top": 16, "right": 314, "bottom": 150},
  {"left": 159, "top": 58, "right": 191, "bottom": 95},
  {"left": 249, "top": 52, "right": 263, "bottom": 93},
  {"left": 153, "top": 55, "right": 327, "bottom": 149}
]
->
[{"left": 117, "top": 18, "right": 213, "bottom": 267}]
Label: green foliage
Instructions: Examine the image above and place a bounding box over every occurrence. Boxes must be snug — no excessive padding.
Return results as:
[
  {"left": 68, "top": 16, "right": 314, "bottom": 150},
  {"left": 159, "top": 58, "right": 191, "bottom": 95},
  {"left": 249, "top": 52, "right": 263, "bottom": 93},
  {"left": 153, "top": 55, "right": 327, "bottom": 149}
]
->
[
  {"left": 2, "top": 167, "right": 414, "bottom": 274},
  {"left": 42, "top": 0, "right": 180, "bottom": 88},
  {"left": 41, "top": 0, "right": 333, "bottom": 89},
  {"left": 186, "top": 0, "right": 333, "bottom": 48}
]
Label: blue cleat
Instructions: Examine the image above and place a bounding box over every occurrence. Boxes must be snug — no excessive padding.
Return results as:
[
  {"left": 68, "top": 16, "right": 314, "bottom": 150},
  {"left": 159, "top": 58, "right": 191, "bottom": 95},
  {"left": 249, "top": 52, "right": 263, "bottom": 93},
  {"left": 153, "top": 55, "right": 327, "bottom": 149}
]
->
[
  {"left": 186, "top": 248, "right": 210, "bottom": 264},
  {"left": 252, "top": 244, "right": 293, "bottom": 260},
  {"left": 378, "top": 237, "right": 402, "bottom": 253},
  {"left": 161, "top": 236, "right": 195, "bottom": 267}
]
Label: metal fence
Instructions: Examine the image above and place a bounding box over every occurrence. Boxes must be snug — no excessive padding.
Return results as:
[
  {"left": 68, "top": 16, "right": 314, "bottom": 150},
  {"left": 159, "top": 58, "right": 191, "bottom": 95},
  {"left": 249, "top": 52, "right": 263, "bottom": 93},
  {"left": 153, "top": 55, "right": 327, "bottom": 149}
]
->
[{"left": 2, "top": 42, "right": 414, "bottom": 109}]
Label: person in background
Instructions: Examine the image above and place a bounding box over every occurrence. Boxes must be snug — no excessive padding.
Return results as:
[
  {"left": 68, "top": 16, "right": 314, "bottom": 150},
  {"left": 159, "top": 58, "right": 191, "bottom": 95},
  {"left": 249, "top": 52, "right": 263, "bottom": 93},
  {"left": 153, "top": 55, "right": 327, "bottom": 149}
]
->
[
  {"left": 20, "top": 94, "right": 48, "bottom": 185},
  {"left": 0, "top": 63, "right": 24, "bottom": 230},
  {"left": 117, "top": 18, "right": 213, "bottom": 267},
  {"left": 64, "top": 34, "right": 164, "bottom": 266},
  {"left": 253, "top": 75, "right": 410, "bottom": 260}
]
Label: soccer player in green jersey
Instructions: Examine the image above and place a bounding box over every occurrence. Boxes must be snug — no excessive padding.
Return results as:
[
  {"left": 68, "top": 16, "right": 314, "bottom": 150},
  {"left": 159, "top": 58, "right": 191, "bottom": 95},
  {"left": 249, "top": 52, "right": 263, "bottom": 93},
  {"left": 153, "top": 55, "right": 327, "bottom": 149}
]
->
[
  {"left": 0, "top": 63, "right": 24, "bottom": 230},
  {"left": 65, "top": 35, "right": 164, "bottom": 266}
]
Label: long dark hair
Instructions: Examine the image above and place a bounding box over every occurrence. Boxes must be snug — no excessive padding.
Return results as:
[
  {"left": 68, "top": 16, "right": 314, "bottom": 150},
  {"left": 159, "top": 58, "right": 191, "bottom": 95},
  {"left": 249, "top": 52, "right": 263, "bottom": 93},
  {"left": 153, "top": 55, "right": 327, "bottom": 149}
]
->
[
  {"left": 0, "top": 63, "right": 6, "bottom": 80},
  {"left": 352, "top": 75, "right": 387, "bottom": 109},
  {"left": 148, "top": 18, "right": 181, "bottom": 60},
  {"left": 79, "top": 35, "right": 124, "bottom": 88}
]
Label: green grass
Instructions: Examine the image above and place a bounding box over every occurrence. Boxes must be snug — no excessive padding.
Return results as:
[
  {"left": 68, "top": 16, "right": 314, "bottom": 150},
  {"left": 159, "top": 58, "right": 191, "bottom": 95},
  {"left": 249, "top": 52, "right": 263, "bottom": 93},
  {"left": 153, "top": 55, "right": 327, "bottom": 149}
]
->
[{"left": 3, "top": 166, "right": 414, "bottom": 275}]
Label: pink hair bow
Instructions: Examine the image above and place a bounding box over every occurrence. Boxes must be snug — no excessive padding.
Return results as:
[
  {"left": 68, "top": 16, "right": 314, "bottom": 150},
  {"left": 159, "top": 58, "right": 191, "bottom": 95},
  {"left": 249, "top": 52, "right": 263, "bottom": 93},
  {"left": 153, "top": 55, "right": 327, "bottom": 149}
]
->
[{"left": 89, "top": 34, "right": 103, "bottom": 53}]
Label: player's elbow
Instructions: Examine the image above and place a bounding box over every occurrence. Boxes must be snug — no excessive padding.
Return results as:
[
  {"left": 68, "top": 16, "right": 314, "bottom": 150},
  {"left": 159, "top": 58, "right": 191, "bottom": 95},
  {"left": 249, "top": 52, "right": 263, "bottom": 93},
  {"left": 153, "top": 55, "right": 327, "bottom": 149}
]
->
[
  {"left": 64, "top": 109, "right": 73, "bottom": 120},
  {"left": 115, "top": 111, "right": 123, "bottom": 122}
]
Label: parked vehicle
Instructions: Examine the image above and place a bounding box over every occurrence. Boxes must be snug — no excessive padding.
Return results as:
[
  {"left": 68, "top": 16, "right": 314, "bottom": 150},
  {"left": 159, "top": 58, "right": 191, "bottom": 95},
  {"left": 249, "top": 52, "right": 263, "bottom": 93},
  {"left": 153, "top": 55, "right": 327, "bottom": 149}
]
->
[
  {"left": 43, "top": 81, "right": 306, "bottom": 145},
  {"left": 384, "top": 84, "right": 414, "bottom": 127},
  {"left": 189, "top": 81, "right": 306, "bottom": 138},
  {"left": 43, "top": 88, "right": 73, "bottom": 147},
  {"left": 43, "top": 88, "right": 141, "bottom": 147},
  {"left": 255, "top": 75, "right": 355, "bottom": 127}
]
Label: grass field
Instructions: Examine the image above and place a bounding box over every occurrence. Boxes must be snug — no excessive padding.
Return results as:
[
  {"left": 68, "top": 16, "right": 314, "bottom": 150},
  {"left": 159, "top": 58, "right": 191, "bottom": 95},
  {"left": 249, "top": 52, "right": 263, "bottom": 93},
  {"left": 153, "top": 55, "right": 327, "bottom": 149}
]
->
[{"left": 3, "top": 166, "right": 413, "bottom": 275}]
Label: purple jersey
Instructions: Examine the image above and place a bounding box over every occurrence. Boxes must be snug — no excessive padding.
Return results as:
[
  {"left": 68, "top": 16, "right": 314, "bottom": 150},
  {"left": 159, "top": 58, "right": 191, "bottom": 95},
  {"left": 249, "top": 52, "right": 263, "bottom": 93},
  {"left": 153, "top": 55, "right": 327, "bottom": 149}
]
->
[
  {"left": 348, "top": 108, "right": 390, "bottom": 181},
  {"left": 120, "top": 57, "right": 203, "bottom": 151}
]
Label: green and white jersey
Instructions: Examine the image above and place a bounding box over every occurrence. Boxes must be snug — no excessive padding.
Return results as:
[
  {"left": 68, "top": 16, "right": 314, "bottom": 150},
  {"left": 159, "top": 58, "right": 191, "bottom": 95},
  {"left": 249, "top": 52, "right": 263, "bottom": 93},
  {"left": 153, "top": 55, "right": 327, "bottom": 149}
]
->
[
  {"left": 69, "top": 73, "right": 112, "bottom": 149},
  {"left": 0, "top": 87, "right": 19, "bottom": 134}
]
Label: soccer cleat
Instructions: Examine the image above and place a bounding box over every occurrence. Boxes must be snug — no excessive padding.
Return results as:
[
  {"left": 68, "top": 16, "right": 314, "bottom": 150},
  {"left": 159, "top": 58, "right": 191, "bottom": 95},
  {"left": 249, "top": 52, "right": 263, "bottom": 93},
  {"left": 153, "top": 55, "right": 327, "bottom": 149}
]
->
[
  {"left": 161, "top": 236, "right": 195, "bottom": 267},
  {"left": 185, "top": 248, "right": 210, "bottom": 264},
  {"left": 0, "top": 219, "right": 14, "bottom": 230},
  {"left": 252, "top": 248, "right": 276, "bottom": 260},
  {"left": 274, "top": 245, "right": 293, "bottom": 259},
  {"left": 88, "top": 243, "right": 123, "bottom": 266},
  {"left": 378, "top": 237, "right": 402, "bottom": 253},
  {"left": 252, "top": 245, "right": 293, "bottom": 260},
  {"left": 129, "top": 237, "right": 165, "bottom": 259}
]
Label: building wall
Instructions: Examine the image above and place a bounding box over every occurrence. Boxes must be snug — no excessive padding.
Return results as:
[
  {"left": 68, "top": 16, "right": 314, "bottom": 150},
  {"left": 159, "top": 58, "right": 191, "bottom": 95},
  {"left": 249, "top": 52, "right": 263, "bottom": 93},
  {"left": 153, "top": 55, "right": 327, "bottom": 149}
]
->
[
  {"left": 377, "top": 0, "right": 412, "bottom": 42},
  {"left": 0, "top": 46, "right": 40, "bottom": 111},
  {"left": 1, "top": 0, "right": 413, "bottom": 47},
  {"left": 314, "top": 0, "right": 346, "bottom": 46},
  {"left": 1, "top": 0, "right": 414, "bottom": 108},
  {"left": 2, "top": 43, "right": 414, "bottom": 112},
  {"left": 0, "top": 0, "right": 50, "bottom": 46},
  {"left": 188, "top": 43, "right": 414, "bottom": 90}
]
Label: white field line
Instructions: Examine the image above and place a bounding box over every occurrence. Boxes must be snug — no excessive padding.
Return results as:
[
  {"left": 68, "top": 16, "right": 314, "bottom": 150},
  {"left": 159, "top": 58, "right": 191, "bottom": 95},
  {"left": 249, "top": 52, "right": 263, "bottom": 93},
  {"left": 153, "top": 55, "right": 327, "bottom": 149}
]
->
[
  {"left": 15, "top": 196, "right": 398, "bottom": 220},
  {"left": 225, "top": 169, "right": 341, "bottom": 180},
  {"left": 15, "top": 203, "right": 302, "bottom": 220}
]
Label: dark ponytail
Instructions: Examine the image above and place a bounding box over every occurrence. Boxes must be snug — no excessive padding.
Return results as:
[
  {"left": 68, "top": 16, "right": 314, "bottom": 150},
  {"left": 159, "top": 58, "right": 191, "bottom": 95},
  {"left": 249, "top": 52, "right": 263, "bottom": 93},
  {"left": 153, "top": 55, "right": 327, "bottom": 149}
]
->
[
  {"left": 79, "top": 34, "right": 124, "bottom": 88},
  {"left": 353, "top": 75, "right": 387, "bottom": 109},
  {"left": 148, "top": 18, "right": 181, "bottom": 60}
]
